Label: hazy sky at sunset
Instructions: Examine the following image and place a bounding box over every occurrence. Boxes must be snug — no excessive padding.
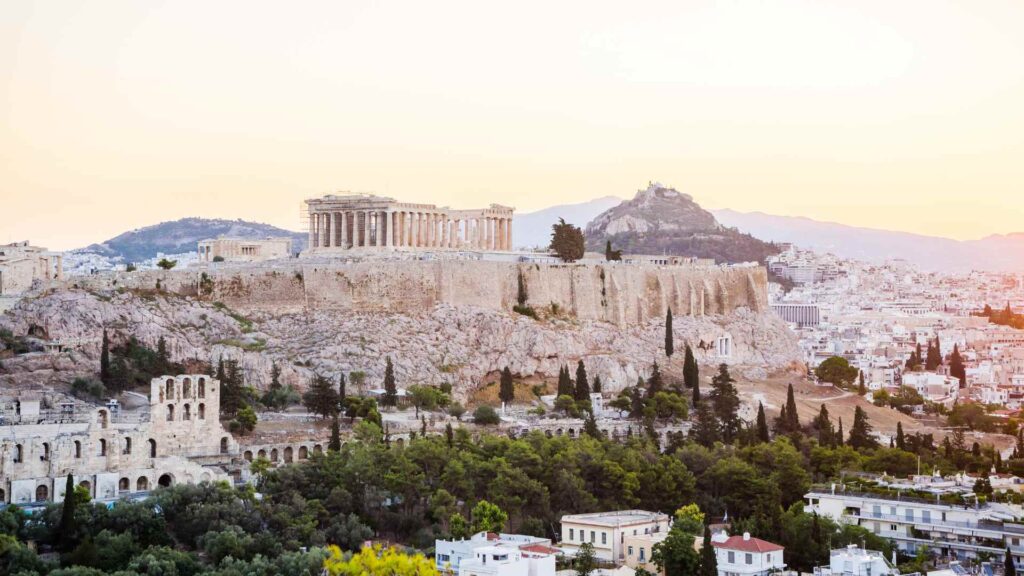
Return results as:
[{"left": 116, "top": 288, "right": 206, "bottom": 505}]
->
[{"left": 3, "top": 0, "right": 1024, "bottom": 250}]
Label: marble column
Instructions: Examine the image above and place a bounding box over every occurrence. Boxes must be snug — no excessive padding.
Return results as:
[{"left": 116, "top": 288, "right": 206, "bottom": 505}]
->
[
  {"left": 376, "top": 211, "right": 385, "bottom": 248},
  {"left": 506, "top": 217, "right": 513, "bottom": 250},
  {"left": 340, "top": 211, "right": 348, "bottom": 249},
  {"left": 308, "top": 214, "right": 315, "bottom": 250}
]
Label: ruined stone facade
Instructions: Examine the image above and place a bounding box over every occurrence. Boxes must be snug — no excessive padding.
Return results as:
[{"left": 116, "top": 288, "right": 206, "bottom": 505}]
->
[
  {"left": 0, "top": 375, "right": 236, "bottom": 505},
  {"left": 305, "top": 194, "right": 515, "bottom": 252},
  {"left": 0, "top": 241, "right": 63, "bottom": 295},
  {"left": 197, "top": 237, "right": 293, "bottom": 263}
]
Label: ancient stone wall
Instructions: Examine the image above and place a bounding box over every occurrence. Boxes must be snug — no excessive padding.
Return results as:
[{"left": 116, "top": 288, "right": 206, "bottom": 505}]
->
[{"left": 66, "top": 261, "right": 768, "bottom": 326}]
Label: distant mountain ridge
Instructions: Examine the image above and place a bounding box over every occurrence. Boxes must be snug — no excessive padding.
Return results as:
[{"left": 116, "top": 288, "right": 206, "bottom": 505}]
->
[
  {"left": 77, "top": 218, "right": 305, "bottom": 263},
  {"left": 512, "top": 196, "right": 623, "bottom": 249},
  {"left": 584, "top": 183, "right": 782, "bottom": 264},
  {"left": 711, "top": 209, "right": 1024, "bottom": 272}
]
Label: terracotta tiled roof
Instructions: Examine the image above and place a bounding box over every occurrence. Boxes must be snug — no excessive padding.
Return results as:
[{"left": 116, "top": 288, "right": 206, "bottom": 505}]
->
[
  {"left": 712, "top": 535, "right": 783, "bottom": 553},
  {"left": 519, "top": 544, "right": 559, "bottom": 555}
]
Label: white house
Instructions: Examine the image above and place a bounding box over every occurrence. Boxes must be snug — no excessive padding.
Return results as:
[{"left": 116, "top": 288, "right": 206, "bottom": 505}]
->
[
  {"left": 813, "top": 545, "right": 897, "bottom": 575},
  {"left": 455, "top": 545, "right": 556, "bottom": 576},
  {"left": 712, "top": 533, "right": 785, "bottom": 576},
  {"left": 435, "top": 532, "right": 556, "bottom": 575}
]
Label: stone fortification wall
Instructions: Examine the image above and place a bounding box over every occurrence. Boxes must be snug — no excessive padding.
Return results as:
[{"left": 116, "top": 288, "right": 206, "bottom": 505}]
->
[{"left": 67, "top": 260, "right": 767, "bottom": 326}]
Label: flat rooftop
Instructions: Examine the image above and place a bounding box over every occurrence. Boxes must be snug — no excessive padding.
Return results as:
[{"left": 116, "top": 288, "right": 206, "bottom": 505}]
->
[{"left": 560, "top": 510, "right": 668, "bottom": 527}]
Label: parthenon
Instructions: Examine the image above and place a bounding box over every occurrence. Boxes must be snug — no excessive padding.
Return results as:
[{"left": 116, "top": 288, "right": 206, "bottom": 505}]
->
[{"left": 304, "top": 194, "right": 514, "bottom": 252}]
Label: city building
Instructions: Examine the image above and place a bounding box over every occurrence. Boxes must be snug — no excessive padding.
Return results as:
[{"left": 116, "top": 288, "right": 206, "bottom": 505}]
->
[
  {"left": 0, "top": 241, "right": 63, "bottom": 295},
  {"left": 812, "top": 545, "right": 898, "bottom": 576},
  {"left": 559, "top": 510, "right": 670, "bottom": 563},
  {"left": 623, "top": 530, "right": 666, "bottom": 574},
  {"left": 711, "top": 532, "right": 785, "bottom": 576},
  {"left": 197, "top": 237, "right": 293, "bottom": 263},
  {"left": 806, "top": 488, "right": 1024, "bottom": 563},
  {"left": 772, "top": 303, "right": 821, "bottom": 327},
  {"left": 434, "top": 531, "right": 556, "bottom": 575},
  {"left": 304, "top": 193, "right": 515, "bottom": 252}
]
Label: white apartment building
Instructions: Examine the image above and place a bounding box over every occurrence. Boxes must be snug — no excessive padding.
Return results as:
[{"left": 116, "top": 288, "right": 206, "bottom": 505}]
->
[
  {"left": 806, "top": 488, "right": 1024, "bottom": 563},
  {"left": 712, "top": 533, "right": 785, "bottom": 576},
  {"left": 454, "top": 545, "right": 556, "bottom": 576},
  {"left": 435, "top": 532, "right": 555, "bottom": 575},
  {"left": 559, "top": 510, "right": 670, "bottom": 563},
  {"left": 813, "top": 545, "right": 897, "bottom": 576},
  {"left": 900, "top": 372, "right": 960, "bottom": 407}
]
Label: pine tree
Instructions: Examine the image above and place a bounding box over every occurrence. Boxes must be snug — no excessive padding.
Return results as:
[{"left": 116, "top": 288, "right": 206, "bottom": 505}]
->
[
  {"left": 549, "top": 218, "right": 585, "bottom": 262},
  {"left": 683, "top": 344, "right": 699, "bottom": 390},
  {"left": 269, "top": 362, "right": 282, "bottom": 392},
  {"left": 896, "top": 422, "right": 906, "bottom": 451},
  {"left": 950, "top": 343, "right": 966, "bottom": 388},
  {"left": 59, "top": 473, "right": 77, "bottom": 552},
  {"left": 574, "top": 360, "right": 590, "bottom": 401},
  {"left": 755, "top": 402, "right": 770, "bottom": 443},
  {"left": 691, "top": 400, "right": 720, "bottom": 447},
  {"left": 499, "top": 366, "right": 515, "bottom": 404},
  {"left": 328, "top": 417, "right": 341, "bottom": 451},
  {"left": 647, "top": 361, "right": 664, "bottom": 397},
  {"left": 383, "top": 357, "right": 398, "bottom": 408},
  {"left": 665, "top": 308, "right": 674, "bottom": 358},
  {"left": 303, "top": 373, "right": 340, "bottom": 419},
  {"left": 557, "top": 365, "right": 574, "bottom": 398},
  {"left": 847, "top": 406, "right": 878, "bottom": 449},
  {"left": 583, "top": 410, "right": 602, "bottom": 439},
  {"left": 592, "top": 375, "right": 602, "bottom": 394},
  {"left": 100, "top": 329, "right": 111, "bottom": 382},
  {"left": 220, "top": 359, "right": 245, "bottom": 418},
  {"left": 698, "top": 526, "right": 717, "bottom": 576},
  {"left": 710, "top": 364, "right": 740, "bottom": 443},
  {"left": 813, "top": 404, "right": 833, "bottom": 447}
]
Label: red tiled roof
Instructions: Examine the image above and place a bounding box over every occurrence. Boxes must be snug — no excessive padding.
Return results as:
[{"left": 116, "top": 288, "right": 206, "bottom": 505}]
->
[
  {"left": 712, "top": 536, "right": 783, "bottom": 553},
  {"left": 519, "top": 544, "right": 559, "bottom": 555}
]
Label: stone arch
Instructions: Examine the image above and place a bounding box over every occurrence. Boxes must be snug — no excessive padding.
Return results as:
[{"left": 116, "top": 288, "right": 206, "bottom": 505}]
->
[
  {"left": 183, "top": 378, "right": 192, "bottom": 397},
  {"left": 270, "top": 448, "right": 279, "bottom": 462},
  {"left": 148, "top": 438, "right": 157, "bottom": 458},
  {"left": 119, "top": 477, "right": 130, "bottom": 491},
  {"left": 157, "top": 474, "right": 174, "bottom": 488},
  {"left": 243, "top": 450, "right": 253, "bottom": 461},
  {"left": 167, "top": 404, "right": 175, "bottom": 421},
  {"left": 544, "top": 430, "right": 552, "bottom": 438},
  {"left": 395, "top": 438, "right": 405, "bottom": 447},
  {"left": 220, "top": 437, "right": 229, "bottom": 454},
  {"left": 99, "top": 438, "right": 107, "bottom": 456},
  {"left": 183, "top": 403, "right": 191, "bottom": 420},
  {"left": 556, "top": 428, "right": 563, "bottom": 436},
  {"left": 165, "top": 379, "right": 174, "bottom": 400},
  {"left": 42, "top": 442, "right": 50, "bottom": 461},
  {"left": 298, "top": 446, "right": 308, "bottom": 459},
  {"left": 98, "top": 409, "right": 109, "bottom": 429},
  {"left": 198, "top": 403, "right": 206, "bottom": 419},
  {"left": 36, "top": 484, "right": 49, "bottom": 501},
  {"left": 284, "top": 446, "right": 293, "bottom": 463},
  {"left": 123, "top": 437, "right": 132, "bottom": 455},
  {"left": 258, "top": 449, "right": 267, "bottom": 459},
  {"left": 137, "top": 476, "right": 149, "bottom": 491},
  {"left": 74, "top": 440, "right": 81, "bottom": 458},
  {"left": 199, "top": 377, "right": 206, "bottom": 398},
  {"left": 0, "top": 488, "right": 5, "bottom": 503},
  {"left": 313, "top": 444, "right": 323, "bottom": 454},
  {"left": 78, "top": 480, "right": 91, "bottom": 494},
  {"left": 201, "top": 471, "right": 213, "bottom": 482},
  {"left": 568, "top": 428, "right": 576, "bottom": 438}
]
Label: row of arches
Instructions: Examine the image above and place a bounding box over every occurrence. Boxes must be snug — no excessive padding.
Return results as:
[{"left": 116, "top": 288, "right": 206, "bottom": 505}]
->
[
  {"left": 162, "top": 376, "right": 207, "bottom": 403},
  {"left": 242, "top": 443, "right": 323, "bottom": 465},
  {"left": 166, "top": 402, "right": 206, "bottom": 422},
  {"left": 30, "top": 473, "right": 174, "bottom": 503},
  {"left": 8, "top": 437, "right": 158, "bottom": 464}
]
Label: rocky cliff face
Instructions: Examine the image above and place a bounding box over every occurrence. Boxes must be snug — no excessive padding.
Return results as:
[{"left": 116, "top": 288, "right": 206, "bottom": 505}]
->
[
  {"left": 586, "top": 182, "right": 782, "bottom": 264},
  {"left": 0, "top": 288, "right": 801, "bottom": 397}
]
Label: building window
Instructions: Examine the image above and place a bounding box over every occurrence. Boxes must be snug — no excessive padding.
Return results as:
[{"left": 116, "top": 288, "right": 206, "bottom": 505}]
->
[
  {"left": 728, "top": 551, "right": 735, "bottom": 563},
  {"left": 569, "top": 528, "right": 574, "bottom": 541},
  {"left": 639, "top": 548, "right": 645, "bottom": 561},
  {"left": 602, "top": 532, "right": 607, "bottom": 545},
  {"left": 590, "top": 531, "right": 595, "bottom": 543},
  {"left": 99, "top": 439, "right": 107, "bottom": 456},
  {"left": 74, "top": 440, "right": 81, "bottom": 458},
  {"left": 746, "top": 553, "right": 752, "bottom": 565},
  {"left": 628, "top": 546, "right": 634, "bottom": 556},
  {"left": 123, "top": 437, "right": 131, "bottom": 455}
]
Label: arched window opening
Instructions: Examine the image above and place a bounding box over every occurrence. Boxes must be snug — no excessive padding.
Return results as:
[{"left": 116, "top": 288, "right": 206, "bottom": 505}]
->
[
  {"left": 99, "top": 439, "right": 107, "bottom": 456},
  {"left": 183, "top": 403, "right": 191, "bottom": 420},
  {"left": 198, "top": 403, "right": 206, "bottom": 419},
  {"left": 158, "top": 474, "right": 173, "bottom": 488},
  {"left": 74, "top": 440, "right": 82, "bottom": 458},
  {"left": 36, "top": 485, "right": 48, "bottom": 502},
  {"left": 183, "top": 378, "right": 192, "bottom": 397},
  {"left": 165, "top": 379, "right": 174, "bottom": 400},
  {"left": 167, "top": 405, "right": 175, "bottom": 421},
  {"left": 98, "top": 409, "right": 109, "bottom": 429},
  {"left": 119, "top": 477, "right": 130, "bottom": 491},
  {"left": 313, "top": 444, "right": 323, "bottom": 454},
  {"left": 137, "top": 476, "right": 149, "bottom": 491},
  {"left": 298, "top": 446, "right": 309, "bottom": 459},
  {"left": 243, "top": 450, "right": 253, "bottom": 462},
  {"left": 258, "top": 449, "right": 267, "bottom": 459},
  {"left": 148, "top": 439, "right": 157, "bottom": 458},
  {"left": 220, "top": 437, "right": 229, "bottom": 454},
  {"left": 41, "top": 442, "right": 50, "bottom": 461},
  {"left": 78, "top": 480, "right": 91, "bottom": 494},
  {"left": 284, "top": 446, "right": 293, "bottom": 463},
  {"left": 123, "top": 437, "right": 132, "bottom": 455},
  {"left": 199, "top": 378, "right": 206, "bottom": 398},
  {"left": 270, "top": 448, "right": 279, "bottom": 462}
]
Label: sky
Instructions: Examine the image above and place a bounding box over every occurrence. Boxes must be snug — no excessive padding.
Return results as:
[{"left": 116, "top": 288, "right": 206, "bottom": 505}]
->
[{"left": 3, "top": 0, "right": 1024, "bottom": 250}]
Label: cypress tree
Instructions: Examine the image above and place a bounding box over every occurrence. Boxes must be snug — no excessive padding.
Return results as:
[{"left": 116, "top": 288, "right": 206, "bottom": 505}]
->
[
  {"left": 836, "top": 417, "right": 844, "bottom": 446},
  {"left": 698, "top": 525, "right": 717, "bottom": 576},
  {"left": 665, "top": 308, "right": 674, "bottom": 358},
  {"left": 950, "top": 343, "right": 966, "bottom": 388},
  {"left": 813, "top": 404, "right": 833, "bottom": 446},
  {"left": 647, "top": 361, "right": 664, "bottom": 397},
  {"left": 710, "top": 363, "right": 740, "bottom": 443},
  {"left": 100, "top": 329, "right": 111, "bottom": 382},
  {"left": 755, "top": 402, "right": 770, "bottom": 443},
  {"left": 683, "top": 344, "right": 698, "bottom": 389},
  {"left": 328, "top": 417, "right": 341, "bottom": 451},
  {"left": 557, "top": 365, "right": 574, "bottom": 398},
  {"left": 896, "top": 422, "right": 906, "bottom": 451},
  {"left": 1007, "top": 548, "right": 1016, "bottom": 576},
  {"left": 445, "top": 422, "right": 454, "bottom": 448},
  {"left": 60, "top": 473, "right": 77, "bottom": 551},
  {"left": 574, "top": 360, "right": 590, "bottom": 401},
  {"left": 692, "top": 373, "right": 701, "bottom": 405},
  {"left": 156, "top": 336, "right": 169, "bottom": 373},
  {"left": 784, "top": 383, "right": 799, "bottom": 432},
  {"left": 337, "top": 372, "right": 347, "bottom": 413},
  {"left": 499, "top": 366, "right": 515, "bottom": 404},
  {"left": 583, "top": 411, "right": 602, "bottom": 439},
  {"left": 848, "top": 406, "right": 878, "bottom": 449},
  {"left": 383, "top": 357, "right": 397, "bottom": 408}
]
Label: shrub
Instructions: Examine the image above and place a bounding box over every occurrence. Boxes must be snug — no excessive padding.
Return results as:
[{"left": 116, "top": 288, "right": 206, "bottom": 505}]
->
[
  {"left": 473, "top": 405, "right": 501, "bottom": 425},
  {"left": 71, "top": 377, "right": 107, "bottom": 399}
]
